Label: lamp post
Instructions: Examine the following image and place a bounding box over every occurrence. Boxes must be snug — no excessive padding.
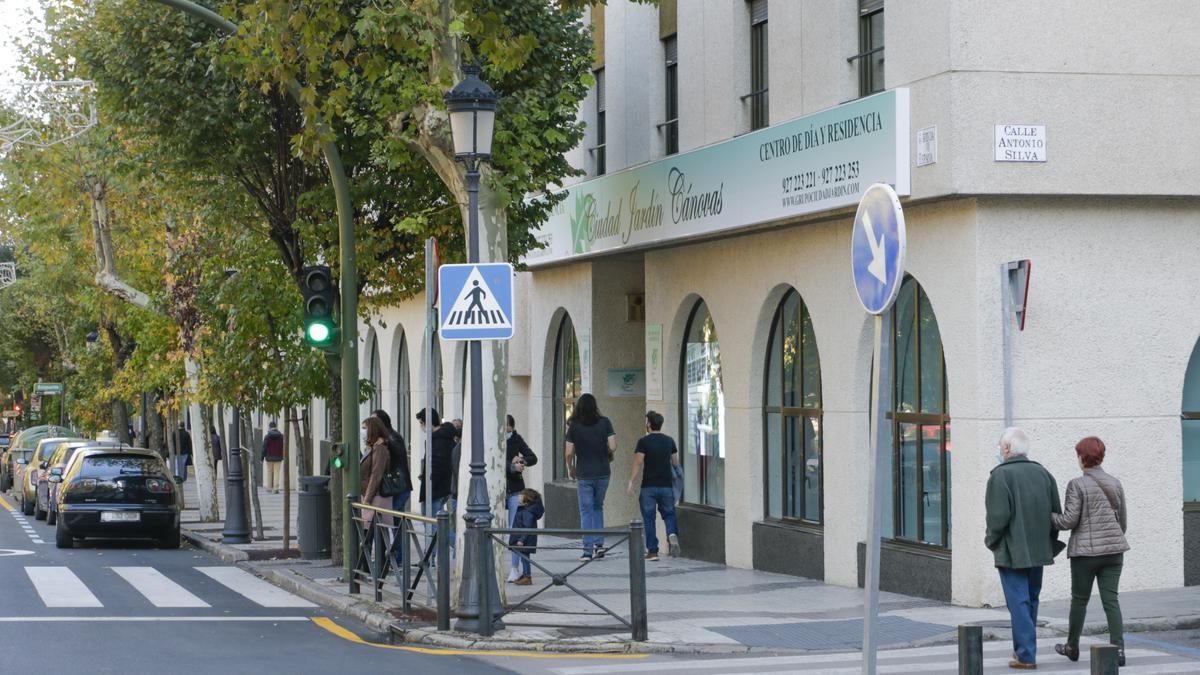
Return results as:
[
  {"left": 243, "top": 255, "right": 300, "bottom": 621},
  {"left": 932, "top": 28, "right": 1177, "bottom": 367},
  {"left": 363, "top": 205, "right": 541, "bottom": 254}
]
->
[
  {"left": 444, "top": 64, "right": 501, "bottom": 633},
  {"left": 222, "top": 405, "right": 250, "bottom": 544}
]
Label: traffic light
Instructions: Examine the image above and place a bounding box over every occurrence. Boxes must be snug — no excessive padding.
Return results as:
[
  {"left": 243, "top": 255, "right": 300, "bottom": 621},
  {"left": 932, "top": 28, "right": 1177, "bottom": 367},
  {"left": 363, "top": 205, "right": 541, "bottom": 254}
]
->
[
  {"left": 330, "top": 442, "right": 344, "bottom": 471},
  {"left": 13, "top": 403, "right": 21, "bottom": 414},
  {"left": 301, "top": 265, "right": 339, "bottom": 353}
]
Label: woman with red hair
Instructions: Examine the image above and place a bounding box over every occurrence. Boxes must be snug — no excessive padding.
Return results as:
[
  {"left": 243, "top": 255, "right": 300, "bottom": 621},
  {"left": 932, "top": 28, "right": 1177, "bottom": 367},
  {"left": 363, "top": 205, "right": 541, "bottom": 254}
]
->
[{"left": 1051, "top": 436, "right": 1130, "bottom": 666}]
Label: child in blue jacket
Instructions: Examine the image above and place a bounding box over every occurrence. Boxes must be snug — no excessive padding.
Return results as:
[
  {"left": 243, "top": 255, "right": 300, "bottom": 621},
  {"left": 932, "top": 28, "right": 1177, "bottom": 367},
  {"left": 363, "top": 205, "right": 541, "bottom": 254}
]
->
[{"left": 509, "top": 488, "right": 544, "bottom": 585}]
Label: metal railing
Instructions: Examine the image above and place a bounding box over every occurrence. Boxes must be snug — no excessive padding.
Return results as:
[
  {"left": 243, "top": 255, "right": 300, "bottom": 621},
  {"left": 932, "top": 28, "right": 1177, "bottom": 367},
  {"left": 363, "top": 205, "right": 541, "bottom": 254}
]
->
[
  {"left": 350, "top": 499, "right": 451, "bottom": 630},
  {"left": 483, "top": 519, "right": 648, "bottom": 641}
]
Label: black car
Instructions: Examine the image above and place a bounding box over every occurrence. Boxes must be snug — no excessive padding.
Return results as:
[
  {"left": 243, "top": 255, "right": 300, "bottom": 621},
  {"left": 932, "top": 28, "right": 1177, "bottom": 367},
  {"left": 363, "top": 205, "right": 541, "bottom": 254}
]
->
[{"left": 53, "top": 449, "right": 181, "bottom": 549}]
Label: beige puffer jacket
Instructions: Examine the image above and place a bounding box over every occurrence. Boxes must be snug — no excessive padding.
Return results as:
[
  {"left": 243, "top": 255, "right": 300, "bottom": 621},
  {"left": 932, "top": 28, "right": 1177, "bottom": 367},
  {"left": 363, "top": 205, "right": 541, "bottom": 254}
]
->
[{"left": 1051, "top": 467, "right": 1129, "bottom": 558}]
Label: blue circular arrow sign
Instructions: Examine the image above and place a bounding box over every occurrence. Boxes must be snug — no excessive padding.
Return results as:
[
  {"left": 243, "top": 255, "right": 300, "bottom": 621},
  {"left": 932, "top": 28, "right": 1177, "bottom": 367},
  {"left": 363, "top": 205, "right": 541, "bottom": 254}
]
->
[{"left": 851, "top": 183, "right": 907, "bottom": 315}]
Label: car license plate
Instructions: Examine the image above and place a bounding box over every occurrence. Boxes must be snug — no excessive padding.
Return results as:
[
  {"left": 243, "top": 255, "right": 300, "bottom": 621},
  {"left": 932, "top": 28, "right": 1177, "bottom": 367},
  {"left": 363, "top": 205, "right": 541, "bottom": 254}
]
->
[{"left": 100, "top": 511, "right": 140, "bottom": 523}]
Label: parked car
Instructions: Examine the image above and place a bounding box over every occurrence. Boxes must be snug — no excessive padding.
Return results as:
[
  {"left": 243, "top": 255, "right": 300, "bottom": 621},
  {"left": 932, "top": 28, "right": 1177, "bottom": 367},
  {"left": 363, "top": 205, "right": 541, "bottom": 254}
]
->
[
  {"left": 54, "top": 449, "right": 181, "bottom": 549},
  {"left": 5, "top": 425, "right": 76, "bottom": 497},
  {"left": 6, "top": 448, "right": 33, "bottom": 496},
  {"left": 39, "top": 439, "right": 122, "bottom": 526},
  {"left": 22, "top": 437, "right": 76, "bottom": 518}
]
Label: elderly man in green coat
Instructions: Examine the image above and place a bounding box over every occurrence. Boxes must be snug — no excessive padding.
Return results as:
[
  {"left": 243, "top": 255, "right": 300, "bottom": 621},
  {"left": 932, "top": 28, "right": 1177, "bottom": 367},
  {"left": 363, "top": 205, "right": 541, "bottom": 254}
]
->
[{"left": 985, "top": 427, "right": 1063, "bottom": 670}]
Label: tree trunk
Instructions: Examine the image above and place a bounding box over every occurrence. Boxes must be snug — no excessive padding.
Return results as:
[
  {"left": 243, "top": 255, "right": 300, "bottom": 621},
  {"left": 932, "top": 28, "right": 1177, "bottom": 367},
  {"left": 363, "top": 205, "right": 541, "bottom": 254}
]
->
[
  {"left": 216, "top": 404, "right": 229, "bottom": 479},
  {"left": 243, "top": 414, "right": 265, "bottom": 541},
  {"left": 283, "top": 407, "right": 293, "bottom": 552},
  {"left": 110, "top": 398, "right": 130, "bottom": 445},
  {"left": 326, "top": 366, "right": 343, "bottom": 567},
  {"left": 296, "top": 407, "right": 312, "bottom": 478},
  {"left": 185, "top": 358, "right": 219, "bottom": 522},
  {"left": 149, "top": 394, "right": 165, "bottom": 460}
]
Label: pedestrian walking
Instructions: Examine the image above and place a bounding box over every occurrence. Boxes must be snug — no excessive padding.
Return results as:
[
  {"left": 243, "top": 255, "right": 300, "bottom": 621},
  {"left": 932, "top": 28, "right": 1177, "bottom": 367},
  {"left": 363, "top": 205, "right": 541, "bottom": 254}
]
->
[
  {"left": 173, "top": 422, "right": 193, "bottom": 481},
  {"left": 564, "top": 393, "right": 616, "bottom": 560},
  {"left": 416, "top": 408, "right": 457, "bottom": 558},
  {"left": 505, "top": 414, "right": 539, "bottom": 581},
  {"left": 508, "top": 488, "right": 543, "bottom": 586},
  {"left": 359, "top": 415, "right": 392, "bottom": 527},
  {"left": 1051, "top": 436, "right": 1130, "bottom": 667},
  {"left": 209, "top": 425, "right": 223, "bottom": 474},
  {"left": 625, "top": 410, "right": 681, "bottom": 560},
  {"left": 985, "top": 427, "right": 1064, "bottom": 670},
  {"left": 262, "top": 421, "right": 284, "bottom": 493}
]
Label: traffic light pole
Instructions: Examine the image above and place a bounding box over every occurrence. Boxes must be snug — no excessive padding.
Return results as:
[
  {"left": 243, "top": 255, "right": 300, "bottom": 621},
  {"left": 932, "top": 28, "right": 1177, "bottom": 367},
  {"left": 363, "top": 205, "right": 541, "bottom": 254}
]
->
[{"left": 147, "top": 0, "right": 360, "bottom": 580}]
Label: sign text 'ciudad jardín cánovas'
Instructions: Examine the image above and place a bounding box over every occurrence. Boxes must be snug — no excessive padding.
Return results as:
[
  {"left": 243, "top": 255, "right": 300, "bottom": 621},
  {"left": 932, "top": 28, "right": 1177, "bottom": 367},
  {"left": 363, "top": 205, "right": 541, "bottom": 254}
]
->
[{"left": 526, "top": 89, "right": 910, "bottom": 266}]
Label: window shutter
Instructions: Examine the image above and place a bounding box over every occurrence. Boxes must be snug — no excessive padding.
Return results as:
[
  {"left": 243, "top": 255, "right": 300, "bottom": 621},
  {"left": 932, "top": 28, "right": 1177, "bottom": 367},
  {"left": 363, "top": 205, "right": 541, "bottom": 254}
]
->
[
  {"left": 750, "top": 0, "right": 768, "bottom": 26},
  {"left": 860, "top": 0, "right": 884, "bottom": 15},
  {"left": 595, "top": 69, "right": 605, "bottom": 112},
  {"left": 664, "top": 35, "right": 678, "bottom": 66}
]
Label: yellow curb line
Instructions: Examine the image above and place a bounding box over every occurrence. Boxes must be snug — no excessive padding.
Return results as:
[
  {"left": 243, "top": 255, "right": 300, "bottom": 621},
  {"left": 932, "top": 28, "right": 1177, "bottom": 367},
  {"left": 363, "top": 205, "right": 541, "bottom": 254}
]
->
[
  {"left": 310, "top": 617, "right": 648, "bottom": 660},
  {"left": 0, "top": 494, "right": 13, "bottom": 511}
]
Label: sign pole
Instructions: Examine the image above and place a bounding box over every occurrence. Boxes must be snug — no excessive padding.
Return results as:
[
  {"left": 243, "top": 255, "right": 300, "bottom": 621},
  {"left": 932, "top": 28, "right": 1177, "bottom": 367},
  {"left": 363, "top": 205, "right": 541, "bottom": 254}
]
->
[{"left": 862, "top": 309, "right": 892, "bottom": 674}]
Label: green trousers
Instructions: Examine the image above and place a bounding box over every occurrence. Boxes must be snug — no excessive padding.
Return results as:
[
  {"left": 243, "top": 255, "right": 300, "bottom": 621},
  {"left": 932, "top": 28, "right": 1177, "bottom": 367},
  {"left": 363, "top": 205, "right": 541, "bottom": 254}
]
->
[{"left": 1067, "top": 553, "right": 1124, "bottom": 649}]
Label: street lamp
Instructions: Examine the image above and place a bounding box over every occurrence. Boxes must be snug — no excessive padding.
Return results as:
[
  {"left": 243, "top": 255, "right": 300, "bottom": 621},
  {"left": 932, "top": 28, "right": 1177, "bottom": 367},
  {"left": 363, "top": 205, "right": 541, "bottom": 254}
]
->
[
  {"left": 444, "top": 64, "right": 502, "bottom": 634},
  {"left": 218, "top": 270, "right": 250, "bottom": 544}
]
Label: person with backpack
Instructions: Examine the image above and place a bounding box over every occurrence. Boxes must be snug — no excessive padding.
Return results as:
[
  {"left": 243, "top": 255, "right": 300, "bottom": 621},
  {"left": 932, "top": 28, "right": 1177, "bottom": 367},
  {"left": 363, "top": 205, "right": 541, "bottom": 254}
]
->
[
  {"left": 1051, "top": 436, "right": 1130, "bottom": 667},
  {"left": 262, "top": 421, "right": 285, "bottom": 493},
  {"left": 505, "top": 414, "right": 538, "bottom": 581}
]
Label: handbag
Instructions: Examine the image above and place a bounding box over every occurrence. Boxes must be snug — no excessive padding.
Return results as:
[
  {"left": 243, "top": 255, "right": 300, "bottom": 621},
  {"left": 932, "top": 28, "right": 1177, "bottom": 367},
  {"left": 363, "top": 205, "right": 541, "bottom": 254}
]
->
[{"left": 379, "top": 469, "right": 406, "bottom": 498}]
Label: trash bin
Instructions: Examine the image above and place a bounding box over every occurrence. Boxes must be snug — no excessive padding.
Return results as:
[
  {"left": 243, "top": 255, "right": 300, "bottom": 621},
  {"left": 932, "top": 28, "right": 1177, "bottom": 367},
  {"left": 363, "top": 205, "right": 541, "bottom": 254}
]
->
[{"left": 298, "top": 475, "right": 331, "bottom": 560}]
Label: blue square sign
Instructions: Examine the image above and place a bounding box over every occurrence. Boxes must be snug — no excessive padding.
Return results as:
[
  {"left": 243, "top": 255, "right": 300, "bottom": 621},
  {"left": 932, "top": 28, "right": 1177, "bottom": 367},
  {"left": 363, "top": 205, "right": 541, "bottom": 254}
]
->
[{"left": 438, "top": 263, "right": 515, "bottom": 340}]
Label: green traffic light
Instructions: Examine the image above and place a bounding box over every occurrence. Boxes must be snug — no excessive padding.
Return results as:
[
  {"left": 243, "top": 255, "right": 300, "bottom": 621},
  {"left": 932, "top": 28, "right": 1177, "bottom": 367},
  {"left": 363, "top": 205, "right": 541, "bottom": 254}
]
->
[
  {"left": 306, "top": 321, "right": 331, "bottom": 344},
  {"left": 332, "top": 456, "right": 343, "bottom": 470}
]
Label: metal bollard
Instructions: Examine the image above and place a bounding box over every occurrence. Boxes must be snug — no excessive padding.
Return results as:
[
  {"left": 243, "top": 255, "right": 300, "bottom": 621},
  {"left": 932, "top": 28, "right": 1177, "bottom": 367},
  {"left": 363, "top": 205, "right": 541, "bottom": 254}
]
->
[
  {"left": 957, "top": 625, "right": 983, "bottom": 675},
  {"left": 436, "top": 511, "right": 451, "bottom": 631},
  {"left": 372, "top": 514, "right": 385, "bottom": 602},
  {"left": 477, "top": 519, "right": 494, "bottom": 637},
  {"left": 347, "top": 495, "right": 360, "bottom": 595},
  {"left": 400, "top": 518, "right": 412, "bottom": 615},
  {"left": 628, "top": 519, "right": 648, "bottom": 641},
  {"left": 1090, "top": 644, "right": 1120, "bottom": 675}
]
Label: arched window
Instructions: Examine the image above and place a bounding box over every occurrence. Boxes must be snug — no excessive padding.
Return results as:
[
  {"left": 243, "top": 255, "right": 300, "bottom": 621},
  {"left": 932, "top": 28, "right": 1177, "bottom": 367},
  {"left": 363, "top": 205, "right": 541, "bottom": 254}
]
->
[
  {"left": 396, "top": 332, "right": 411, "bottom": 442},
  {"left": 1184, "top": 338, "right": 1200, "bottom": 503},
  {"left": 885, "top": 276, "right": 950, "bottom": 547},
  {"left": 681, "top": 300, "right": 725, "bottom": 509},
  {"left": 368, "top": 333, "right": 382, "bottom": 414},
  {"left": 552, "top": 314, "right": 582, "bottom": 481},
  {"left": 764, "top": 290, "right": 822, "bottom": 523}
]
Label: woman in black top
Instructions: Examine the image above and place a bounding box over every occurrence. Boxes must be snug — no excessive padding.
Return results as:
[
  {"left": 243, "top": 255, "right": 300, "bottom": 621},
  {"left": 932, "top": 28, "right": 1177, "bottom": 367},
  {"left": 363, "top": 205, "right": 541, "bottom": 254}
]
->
[{"left": 565, "top": 393, "right": 616, "bottom": 560}]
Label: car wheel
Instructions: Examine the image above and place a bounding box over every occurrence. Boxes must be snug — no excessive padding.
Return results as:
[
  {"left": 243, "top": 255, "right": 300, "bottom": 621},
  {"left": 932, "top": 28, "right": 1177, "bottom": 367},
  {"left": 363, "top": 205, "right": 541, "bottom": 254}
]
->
[
  {"left": 34, "top": 499, "right": 46, "bottom": 521},
  {"left": 47, "top": 508, "right": 56, "bottom": 526},
  {"left": 159, "top": 527, "right": 181, "bottom": 550},
  {"left": 22, "top": 493, "right": 34, "bottom": 516},
  {"left": 55, "top": 519, "right": 74, "bottom": 549}
]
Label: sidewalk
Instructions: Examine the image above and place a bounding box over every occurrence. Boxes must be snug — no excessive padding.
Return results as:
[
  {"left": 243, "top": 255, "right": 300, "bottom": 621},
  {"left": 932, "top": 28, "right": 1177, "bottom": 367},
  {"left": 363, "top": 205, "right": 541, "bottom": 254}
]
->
[{"left": 181, "top": 481, "right": 1200, "bottom": 654}]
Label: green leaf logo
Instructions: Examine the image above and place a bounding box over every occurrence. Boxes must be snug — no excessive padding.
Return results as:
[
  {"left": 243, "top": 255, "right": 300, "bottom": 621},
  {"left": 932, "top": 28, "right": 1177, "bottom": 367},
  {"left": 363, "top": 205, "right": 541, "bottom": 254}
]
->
[{"left": 570, "top": 193, "right": 595, "bottom": 255}]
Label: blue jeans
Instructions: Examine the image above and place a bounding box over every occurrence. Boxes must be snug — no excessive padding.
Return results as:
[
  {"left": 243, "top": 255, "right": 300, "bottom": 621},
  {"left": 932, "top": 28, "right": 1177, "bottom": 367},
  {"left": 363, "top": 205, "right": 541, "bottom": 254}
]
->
[
  {"left": 506, "top": 493, "right": 521, "bottom": 572},
  {"left": 638, "top": 486, "right": 678, "bottom": 554},
  {"left": 519, "top": 553, "right": 531, "bottom": 577},
  {"left": 576, "top": 477, "right": 610, "bottom": 555},
  {"left": 424, "top": 495, "right": 456, "bottom": 560},
  {"left": 998, "top": 566, "right": 1044, "bottom": 665}
]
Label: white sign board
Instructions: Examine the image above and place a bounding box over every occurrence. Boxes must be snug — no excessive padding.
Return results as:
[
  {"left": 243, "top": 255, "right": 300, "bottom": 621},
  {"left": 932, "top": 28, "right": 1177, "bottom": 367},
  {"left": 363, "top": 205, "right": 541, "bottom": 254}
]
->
[
  {"left": 916, "top": 126, "right": 937, "bottom": 167},
  {"left": 645, "top": 324, "right": 663, "bottom": 401},
  {"left": 994, "top": 124, "right": 1046, "bottom": 162},
  {"left": 606, "top": 369, "right": 645, "bottom": 398},
  {"left": 578, "top": 330, "right": 592, "bottom": 393},
  {"left": 526, "top": 90, "right": 910, "bottom": 267}
]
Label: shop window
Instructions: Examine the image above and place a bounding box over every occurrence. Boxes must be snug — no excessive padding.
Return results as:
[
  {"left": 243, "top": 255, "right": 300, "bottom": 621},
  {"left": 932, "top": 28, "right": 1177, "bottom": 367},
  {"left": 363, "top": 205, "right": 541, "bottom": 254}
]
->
[
  {"left": 764, "top": 290, "right": 822, "bottom": 524},
  {"left": 747, "top": 0, "right": 769, "bottom": 130},
  {"left": 885, "top": 276, "right": 950, "bottom": 547},
  {"left": 681, "top": 300, "right": 725, "bottom": 509},
  {"left": 851, "top": 0, "right": 884, "bottom": 97},
  {"left": 1184, "top": 338, "right": 1200, "bottom": 502},
  {"left": 396, "top": 331, "right": 410, "bottom": 442},
  {"left": 553, "top": 314, "right": 583, "bottom": 481}
]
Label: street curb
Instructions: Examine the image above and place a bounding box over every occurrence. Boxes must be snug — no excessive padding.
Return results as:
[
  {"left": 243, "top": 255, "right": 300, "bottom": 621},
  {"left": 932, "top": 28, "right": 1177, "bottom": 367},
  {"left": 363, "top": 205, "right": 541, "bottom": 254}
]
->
[
  {"left": 181, "top": 527, "right": 249, "bottom": 563},
  {"left": 387, "top": 624, "right": 771, "bottom": 655},
  {"left": 248, "top": 564, "right": 396, "bottom": 634},
  {"left": 1043, "top": 614, "right": 1200, "bottom": 636}
]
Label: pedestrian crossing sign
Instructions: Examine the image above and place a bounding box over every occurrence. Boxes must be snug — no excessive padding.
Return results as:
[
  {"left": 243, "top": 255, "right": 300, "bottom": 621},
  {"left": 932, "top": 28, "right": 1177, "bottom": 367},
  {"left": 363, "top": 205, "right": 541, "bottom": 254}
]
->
[{"left": 438, "top": 263, "right": 515, "bottom": 340}]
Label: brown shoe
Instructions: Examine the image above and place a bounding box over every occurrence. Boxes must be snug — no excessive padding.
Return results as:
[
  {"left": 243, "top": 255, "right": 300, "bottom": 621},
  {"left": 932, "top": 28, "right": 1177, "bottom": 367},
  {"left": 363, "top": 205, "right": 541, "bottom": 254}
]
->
[
  {"left": 1008, "top": 660, "right": 1037, "bottom": 670},
  {"left": 514, "top": 575, "right": 532, "bottom": 586}
]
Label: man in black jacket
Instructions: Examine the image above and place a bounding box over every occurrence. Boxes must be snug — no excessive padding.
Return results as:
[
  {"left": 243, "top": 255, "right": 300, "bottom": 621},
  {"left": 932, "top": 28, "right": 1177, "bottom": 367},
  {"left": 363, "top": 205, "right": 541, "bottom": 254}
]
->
[
  {"left": 416, "top": 408, "right": 457, "bottom": 559},
  {"left": 505, "top": 414, "right": 538, "bottom": 581}
]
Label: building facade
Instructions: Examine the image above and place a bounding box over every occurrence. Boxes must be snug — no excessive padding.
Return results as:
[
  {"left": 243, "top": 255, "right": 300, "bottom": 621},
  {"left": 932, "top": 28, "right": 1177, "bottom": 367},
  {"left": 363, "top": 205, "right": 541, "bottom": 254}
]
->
[{"left": 333, "top": 0, "right": 1200, "bottom": 607}]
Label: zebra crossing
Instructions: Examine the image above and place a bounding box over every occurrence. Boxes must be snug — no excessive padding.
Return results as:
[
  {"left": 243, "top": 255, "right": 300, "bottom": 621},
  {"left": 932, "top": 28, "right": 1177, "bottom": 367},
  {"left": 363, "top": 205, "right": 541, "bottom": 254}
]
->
[
  {"left": 14, "top": 565, "right": 316, "bottom": 611},
  {"left": 548, "top": 638, "right": 1200, "bottom": 674}
]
